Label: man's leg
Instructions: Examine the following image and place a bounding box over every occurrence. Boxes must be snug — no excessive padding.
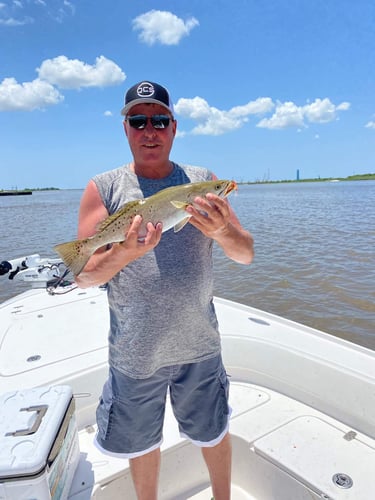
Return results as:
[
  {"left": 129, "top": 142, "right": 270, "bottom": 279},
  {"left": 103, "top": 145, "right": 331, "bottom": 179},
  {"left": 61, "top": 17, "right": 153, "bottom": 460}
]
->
[
  {"left": 202, "top": 432, "right": 232, "bottom": 500},
  {"left": 130, "top": 448, "right": 161, "bottom": 500}
]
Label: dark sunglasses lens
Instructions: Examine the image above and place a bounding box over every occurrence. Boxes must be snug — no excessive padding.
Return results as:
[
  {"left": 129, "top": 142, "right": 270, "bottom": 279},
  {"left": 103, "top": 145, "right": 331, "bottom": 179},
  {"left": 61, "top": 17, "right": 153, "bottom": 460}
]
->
[
  {"left": 127, "top": 114, "right": 171, "bottom": 129},
  {"left": 128, "top": 115, "right": 147, "bottom": 129},
  {"left": 151, "top": 115, "right": 170, "bottom": 129}
]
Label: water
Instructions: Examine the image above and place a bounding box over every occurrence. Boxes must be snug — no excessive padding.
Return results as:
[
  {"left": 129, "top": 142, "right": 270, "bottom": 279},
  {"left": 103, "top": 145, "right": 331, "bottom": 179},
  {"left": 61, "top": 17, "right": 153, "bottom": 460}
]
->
[{"left": 1, "top": 181, "right": 374, "bottom": 350}]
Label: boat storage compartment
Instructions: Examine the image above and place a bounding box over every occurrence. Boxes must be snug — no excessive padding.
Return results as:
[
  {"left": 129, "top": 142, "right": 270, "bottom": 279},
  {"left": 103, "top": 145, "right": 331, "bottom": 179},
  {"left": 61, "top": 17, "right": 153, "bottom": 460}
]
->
[
  {"left": 0, "top": 385, "right": 80, "bottom": 500},
  {"left": 253, "top": 415, "right": 375, "bottom": 498}
]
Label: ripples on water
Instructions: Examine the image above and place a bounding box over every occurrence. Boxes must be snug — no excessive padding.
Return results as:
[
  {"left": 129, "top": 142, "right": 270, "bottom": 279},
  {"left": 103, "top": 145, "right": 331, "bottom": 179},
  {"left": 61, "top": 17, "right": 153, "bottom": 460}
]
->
[
  {"left": 214, "top": 181, "right": 375, "bottom": 350},
  {"left": 1, "top": 181, "right": 374, "bottom": 350}
]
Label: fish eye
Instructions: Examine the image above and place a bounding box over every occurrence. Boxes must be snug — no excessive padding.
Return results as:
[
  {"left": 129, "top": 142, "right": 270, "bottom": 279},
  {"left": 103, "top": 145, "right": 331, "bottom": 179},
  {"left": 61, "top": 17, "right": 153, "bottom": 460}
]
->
[{"left": 215, "top": 183, "right": 222, "bottom": 190}]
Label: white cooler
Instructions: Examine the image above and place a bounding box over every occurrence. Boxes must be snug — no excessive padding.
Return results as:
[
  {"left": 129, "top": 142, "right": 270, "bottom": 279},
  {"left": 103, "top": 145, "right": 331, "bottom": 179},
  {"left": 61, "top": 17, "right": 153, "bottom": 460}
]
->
[{"left": 0, "top": 385, "right": 80, "bottom": 500}]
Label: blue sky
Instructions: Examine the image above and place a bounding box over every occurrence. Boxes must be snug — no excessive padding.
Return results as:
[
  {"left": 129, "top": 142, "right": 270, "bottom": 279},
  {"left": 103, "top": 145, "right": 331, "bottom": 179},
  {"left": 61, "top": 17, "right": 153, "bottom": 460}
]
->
[{"left": 1, "top": 0, "right": 374, "bottom": 188}]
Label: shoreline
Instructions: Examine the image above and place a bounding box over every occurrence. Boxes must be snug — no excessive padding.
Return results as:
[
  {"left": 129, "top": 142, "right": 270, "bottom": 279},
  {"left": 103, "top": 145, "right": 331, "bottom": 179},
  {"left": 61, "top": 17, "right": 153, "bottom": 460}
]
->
[
  {"left": 240, "top": 173, "right": 375, "bottom": 185},
  {"left": 3, "top": 174, "right": 374, "bottom": 191},
  {"left": 0, "top": 190, "right": 32, "bottom": 196}
]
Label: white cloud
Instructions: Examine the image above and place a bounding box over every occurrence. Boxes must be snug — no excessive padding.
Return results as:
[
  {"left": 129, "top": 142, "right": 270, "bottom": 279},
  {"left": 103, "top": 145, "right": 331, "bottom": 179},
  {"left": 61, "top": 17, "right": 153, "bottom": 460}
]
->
[
  {"left": 0, "top": 0, "right": 74, "bottom": 25},
  {"left": 104, "top": 110, "right": 113, "bottom": 117},
  {"left": 0, "top": 15, "right": 33, "bottom": 25},
  {"left": 230, "top": 98, "right": 275, "bottom": 118},
  {"left": 336, "top": 102, "right": 351, "bottom": 111},
  {"left": 365, "top": 121, "right": 375, "bottom": 129},
  {"left": 0, "top": 77, "right": 63, "bottom": 111},
  {"left": 37, "top": 55, "right": 126, "bottom": 89},
  {"left": 303, "top": 98, "right": 350, "bottom": 123},
  {"left": 257, "top": 101, "right": 305, "bottom": 129},
  {"left": 175, "top": 130, "right": 187, "bottom": 138},
  {"left": 175, "top": 96, "right": 274, "bottom": 136},
  {"left": 174, "top": 95, "right": 350, "bottom": 136},
  {"left": 257, "top": 98, "right": 350, "bottom": 130},
  {"left": 51, "top": 0, "right": 75, "bottom": 23},
  {"left": 0, "top": 55, "right": 126, "bottom": 112},
  {"left": 175, "top": 97, "right": 212, "bottom": 121},
  {"left": 133, "top": 10, "right": 199, "bottom": 45}
]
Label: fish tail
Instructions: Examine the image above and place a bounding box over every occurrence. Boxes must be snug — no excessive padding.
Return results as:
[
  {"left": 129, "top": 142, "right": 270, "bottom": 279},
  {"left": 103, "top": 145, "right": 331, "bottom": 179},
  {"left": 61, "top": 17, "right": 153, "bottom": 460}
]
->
[{"left": 53, "top": 239, "right": 92, "bottom": 276}]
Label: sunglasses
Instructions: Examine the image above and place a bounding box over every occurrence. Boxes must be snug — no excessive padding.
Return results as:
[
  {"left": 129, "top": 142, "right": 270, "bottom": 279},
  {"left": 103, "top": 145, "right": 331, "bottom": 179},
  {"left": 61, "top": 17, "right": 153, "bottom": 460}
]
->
[{"left": 126, "top": 114, "right": 173, "bottom": 130}]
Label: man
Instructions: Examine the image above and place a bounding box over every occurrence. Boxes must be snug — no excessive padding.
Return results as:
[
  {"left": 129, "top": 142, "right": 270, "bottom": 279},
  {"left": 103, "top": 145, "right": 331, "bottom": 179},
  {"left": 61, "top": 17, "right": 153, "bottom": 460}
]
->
[{"left": 75, "top": 81, "right": 254, "bottom": 500}]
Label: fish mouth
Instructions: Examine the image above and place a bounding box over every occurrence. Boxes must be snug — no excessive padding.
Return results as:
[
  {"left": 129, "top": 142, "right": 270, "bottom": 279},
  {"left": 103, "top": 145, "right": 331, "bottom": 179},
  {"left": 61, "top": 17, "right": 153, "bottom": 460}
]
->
[{"left": 223, "top": 180, "right": 238, "bottom": 197}]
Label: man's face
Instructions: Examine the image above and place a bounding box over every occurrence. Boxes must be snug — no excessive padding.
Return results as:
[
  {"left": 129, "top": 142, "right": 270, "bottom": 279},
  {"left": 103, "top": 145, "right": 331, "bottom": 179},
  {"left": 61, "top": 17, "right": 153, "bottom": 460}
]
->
[{"left": 123, "top": 103, "right": 177, "bottom": 170}]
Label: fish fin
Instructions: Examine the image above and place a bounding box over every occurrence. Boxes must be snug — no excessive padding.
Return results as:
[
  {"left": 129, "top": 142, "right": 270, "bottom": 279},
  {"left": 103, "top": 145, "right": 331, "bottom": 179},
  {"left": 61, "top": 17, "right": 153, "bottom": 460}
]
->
[
  {"left": 170, "top": 200, "right": 191, "bottom": 232},
  {"left": 53, "top": 239, "right": 92, "bottom": 276},
  {"left": 174, "top": 217, "right": 191, "bottom": 233},
  {"left": 170, "top": 200, "right": 189, "bottom": 209}
]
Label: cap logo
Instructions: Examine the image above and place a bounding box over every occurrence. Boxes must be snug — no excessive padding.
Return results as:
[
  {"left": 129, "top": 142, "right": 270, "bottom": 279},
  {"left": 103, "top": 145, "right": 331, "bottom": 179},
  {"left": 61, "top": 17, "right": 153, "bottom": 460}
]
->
[{"left": 137, "top": 82, "right": 155, "bottom": 98}]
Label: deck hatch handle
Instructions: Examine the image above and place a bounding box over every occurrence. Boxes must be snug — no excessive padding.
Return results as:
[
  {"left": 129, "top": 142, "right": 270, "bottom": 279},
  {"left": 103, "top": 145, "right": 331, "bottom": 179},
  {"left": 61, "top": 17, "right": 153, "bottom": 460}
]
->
[{"left": 5, "top": 404, "right": 48, "bottom": 437}]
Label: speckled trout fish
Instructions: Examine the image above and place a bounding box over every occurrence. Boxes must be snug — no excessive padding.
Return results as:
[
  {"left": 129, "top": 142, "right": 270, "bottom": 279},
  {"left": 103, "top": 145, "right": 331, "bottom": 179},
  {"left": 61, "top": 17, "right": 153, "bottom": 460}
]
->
[{"left": 54, "top": 179, "right": 237, "bottom": 276}]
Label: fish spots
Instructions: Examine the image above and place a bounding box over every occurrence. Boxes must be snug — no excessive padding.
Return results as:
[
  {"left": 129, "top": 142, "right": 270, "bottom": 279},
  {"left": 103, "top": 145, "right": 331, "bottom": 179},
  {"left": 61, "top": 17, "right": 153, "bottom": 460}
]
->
[{"left": 53, "top": 180, "right": 235, "bottom": 276}]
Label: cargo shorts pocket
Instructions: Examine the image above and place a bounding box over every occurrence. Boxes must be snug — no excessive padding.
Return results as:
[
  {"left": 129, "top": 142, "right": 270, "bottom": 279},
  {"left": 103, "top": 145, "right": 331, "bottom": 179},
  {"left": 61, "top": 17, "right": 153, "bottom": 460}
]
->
[
  {"left": 216, "top": 366, "right": 230, "bottom": 425},
  {"left": 96, "top": 374, "right": 115, "bottom": 441}
]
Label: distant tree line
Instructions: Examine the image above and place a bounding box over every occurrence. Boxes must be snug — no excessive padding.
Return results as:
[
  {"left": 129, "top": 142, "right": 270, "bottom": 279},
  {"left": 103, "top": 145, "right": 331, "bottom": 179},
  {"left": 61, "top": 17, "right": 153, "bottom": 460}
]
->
[{"left": 240, "top": 173, "right": 375, "bottom": 185}]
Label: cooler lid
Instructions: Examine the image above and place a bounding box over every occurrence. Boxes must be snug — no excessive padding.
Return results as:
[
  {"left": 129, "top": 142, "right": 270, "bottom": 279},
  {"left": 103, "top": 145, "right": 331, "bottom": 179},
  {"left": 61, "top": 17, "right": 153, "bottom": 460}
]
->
[{"left": 0, "top": 385, "right": 73, "bottom": 479}]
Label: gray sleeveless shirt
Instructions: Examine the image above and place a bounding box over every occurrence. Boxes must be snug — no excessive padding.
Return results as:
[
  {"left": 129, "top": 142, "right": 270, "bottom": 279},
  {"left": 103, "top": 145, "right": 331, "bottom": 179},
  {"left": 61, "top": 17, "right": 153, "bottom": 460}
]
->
[{"left": 93, "top": 163, "right": 221, "bottom": 378}]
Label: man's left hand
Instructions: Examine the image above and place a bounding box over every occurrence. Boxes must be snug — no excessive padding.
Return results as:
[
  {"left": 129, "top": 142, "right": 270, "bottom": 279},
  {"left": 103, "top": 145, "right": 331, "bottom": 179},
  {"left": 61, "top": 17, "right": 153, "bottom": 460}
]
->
[{"left": 186, "top": 193, "right": 231, "bottom": 240}]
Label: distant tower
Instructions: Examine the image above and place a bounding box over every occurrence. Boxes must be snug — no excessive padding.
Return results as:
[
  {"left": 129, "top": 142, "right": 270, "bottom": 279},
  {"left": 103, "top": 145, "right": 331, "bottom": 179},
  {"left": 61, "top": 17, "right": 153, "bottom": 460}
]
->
[{"left": 296, "top": 169, "right": 300, "bottom": 181}]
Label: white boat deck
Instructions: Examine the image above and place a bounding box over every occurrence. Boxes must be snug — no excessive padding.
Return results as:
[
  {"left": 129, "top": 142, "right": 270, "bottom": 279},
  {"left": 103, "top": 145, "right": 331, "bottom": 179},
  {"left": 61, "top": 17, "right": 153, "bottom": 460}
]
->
[
  {"left": 1, "top": 284, "right": 375, "bottom": 499},
  {"left": 69, "top": 380, "right": 375, "bottom": 500}
]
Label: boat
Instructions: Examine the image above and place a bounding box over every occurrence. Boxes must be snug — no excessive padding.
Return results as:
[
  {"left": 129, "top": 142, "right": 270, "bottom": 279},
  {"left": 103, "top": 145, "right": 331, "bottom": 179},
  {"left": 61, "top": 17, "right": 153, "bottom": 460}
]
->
[{"left": 0, "top": 254, "right": 374, "bottom": 499}]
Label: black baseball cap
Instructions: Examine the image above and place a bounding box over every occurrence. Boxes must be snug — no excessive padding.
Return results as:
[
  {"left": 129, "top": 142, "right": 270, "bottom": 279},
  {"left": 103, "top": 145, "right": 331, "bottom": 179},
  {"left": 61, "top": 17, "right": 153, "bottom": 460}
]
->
[{"left": 121, "top": 81, "right": 174, "bottom": 116}]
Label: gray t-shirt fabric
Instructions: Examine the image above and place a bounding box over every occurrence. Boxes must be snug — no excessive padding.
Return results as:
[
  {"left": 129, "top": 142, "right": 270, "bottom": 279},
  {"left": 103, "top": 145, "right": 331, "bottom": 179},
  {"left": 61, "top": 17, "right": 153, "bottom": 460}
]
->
[{"left": 93, "top": 162, "right": 221, "bottom": 379}]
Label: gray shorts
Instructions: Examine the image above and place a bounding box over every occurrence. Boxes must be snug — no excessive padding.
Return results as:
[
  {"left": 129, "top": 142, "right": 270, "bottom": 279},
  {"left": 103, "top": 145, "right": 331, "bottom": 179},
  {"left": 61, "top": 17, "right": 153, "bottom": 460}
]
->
[{"left": 95, "top": 355, "right": 230, "bottom": 459}]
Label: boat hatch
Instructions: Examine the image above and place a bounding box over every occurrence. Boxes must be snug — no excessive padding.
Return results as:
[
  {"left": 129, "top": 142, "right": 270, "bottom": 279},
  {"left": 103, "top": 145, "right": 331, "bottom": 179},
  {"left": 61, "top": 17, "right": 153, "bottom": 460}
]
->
[
  {"left": 253, "top": 415, "right": 375, "bottom": 498},
  {"left": 0, "top": 293, "right": 109, "bottom": 377}
]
